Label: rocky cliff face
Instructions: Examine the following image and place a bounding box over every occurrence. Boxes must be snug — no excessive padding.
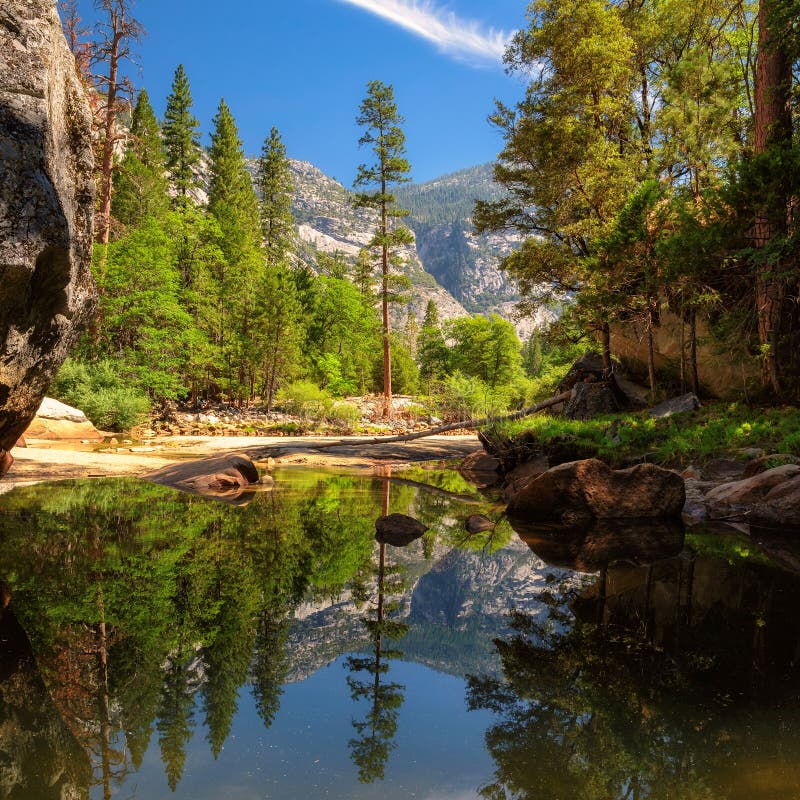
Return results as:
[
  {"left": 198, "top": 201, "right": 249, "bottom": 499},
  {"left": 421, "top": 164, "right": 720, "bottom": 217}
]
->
[
  {"left": 288, "top": 160, "right": 469, "bottom": 325},
  {"left": 0, "top": 0, "right": 95, "bottom": 474},
  {"left": 289, "top": 160, "right": 555, "bottom": 338}
]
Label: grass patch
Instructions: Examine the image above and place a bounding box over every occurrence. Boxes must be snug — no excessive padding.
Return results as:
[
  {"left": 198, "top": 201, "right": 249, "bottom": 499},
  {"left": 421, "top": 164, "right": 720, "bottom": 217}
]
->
[{"left": 493, "top": 403, "right": 800, "bottom": 467}]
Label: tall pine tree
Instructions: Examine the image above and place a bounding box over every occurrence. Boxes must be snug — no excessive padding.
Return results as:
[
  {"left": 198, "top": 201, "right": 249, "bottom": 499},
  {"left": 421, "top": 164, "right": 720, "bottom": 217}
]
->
[
  {"left": 113, "top": 88, "right": 169, "bottom": 227},
  {"left": 256, "top": 127, "right": 295, "bottom": 266},
  {"left": 354, "top": 81, "right": 414, "bottom": 418},
  {"left": 207, "top": 99, "right": 263, "bottom": 399},
  {"left": 163, "top": 65, "right": 201, "bottom": 202}
]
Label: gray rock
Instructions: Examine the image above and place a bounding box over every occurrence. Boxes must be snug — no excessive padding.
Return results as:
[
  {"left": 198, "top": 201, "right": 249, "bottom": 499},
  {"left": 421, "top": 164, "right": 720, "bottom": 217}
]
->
[
  {"left": 648, "top": 393, "right": 701, "bottom": 419},
  {"left": 563, "top": 380, "right": 622, "bottom": 420},
  {"left": 143, "top": 454, "right": 264, "bottom": 505},
  {"left": 0, "top": 1, "right": 96, "bottom": 475}
]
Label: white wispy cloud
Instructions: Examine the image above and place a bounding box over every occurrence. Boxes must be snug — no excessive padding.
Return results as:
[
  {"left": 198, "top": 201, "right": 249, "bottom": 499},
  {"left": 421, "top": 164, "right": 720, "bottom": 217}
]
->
[{"left": 336, "top": 0, "right": 511, "bottom": 63}]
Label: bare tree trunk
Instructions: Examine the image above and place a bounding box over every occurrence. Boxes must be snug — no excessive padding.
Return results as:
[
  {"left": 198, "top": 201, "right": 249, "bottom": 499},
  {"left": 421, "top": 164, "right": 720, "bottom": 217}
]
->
[
  {"left": 381, "top": 183, "right": 392, "bottom": 420},
  {"left": 689, "top": 309, "right": 700, "bottom": 396},
  {"left": 600, "top": 322, "right": 612, "bottom": 375},
  {"left": 647, "top": 312, "right": 657, "bottom": 400}
]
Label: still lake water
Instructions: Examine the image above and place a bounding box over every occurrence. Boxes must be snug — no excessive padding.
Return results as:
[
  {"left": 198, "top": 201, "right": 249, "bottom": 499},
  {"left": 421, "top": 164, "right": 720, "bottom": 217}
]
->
[{"left": 2, "top": 467, "right": 800, "bottom": 799}]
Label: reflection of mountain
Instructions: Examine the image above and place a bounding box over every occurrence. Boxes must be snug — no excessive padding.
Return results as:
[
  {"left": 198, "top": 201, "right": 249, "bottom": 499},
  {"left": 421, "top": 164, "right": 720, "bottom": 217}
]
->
[{"left": 285, "top": 539, "right": 573, "bottom": 681}]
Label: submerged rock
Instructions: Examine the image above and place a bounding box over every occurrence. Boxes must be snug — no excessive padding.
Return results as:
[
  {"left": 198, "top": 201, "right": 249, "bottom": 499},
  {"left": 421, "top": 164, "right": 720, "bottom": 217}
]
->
[
  {"left": 0, "top": 1, "right": 96, "bottom": 475},
  {"left": 507, "top": 458, "right": 685, "bottom": 524},
  {"left": 375, "top": 513, "right": 428, "bottom": 547}
]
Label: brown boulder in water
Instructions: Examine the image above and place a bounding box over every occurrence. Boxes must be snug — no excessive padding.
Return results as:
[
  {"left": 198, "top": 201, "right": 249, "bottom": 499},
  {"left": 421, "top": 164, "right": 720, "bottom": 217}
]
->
[
  {"left": 375, "top": 513, "right": 428, "bottom": 547},
  {"left": 507, "top": 458, "right": 685, "bottom": 523},
  {"left": 465, "top": 514, "right": 495, "bottom": 534},
  {"left": 143, "top": 454, "right": 264, "bottom": 505},
  {"left": 0, "top": 1, "right": 96, "bottom": 476}
]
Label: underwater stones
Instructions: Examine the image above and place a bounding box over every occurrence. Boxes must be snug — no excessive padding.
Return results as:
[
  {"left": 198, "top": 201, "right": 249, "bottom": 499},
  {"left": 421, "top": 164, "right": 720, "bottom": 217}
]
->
[
  {"left": 375, "top": 513, "right": 428, "bottom": 547},
  {"left": 507, "top": 458, "right": 686, "bottom": 524},
  {"left": 0, "top": 0, "right": 96, "bottom": 475}
]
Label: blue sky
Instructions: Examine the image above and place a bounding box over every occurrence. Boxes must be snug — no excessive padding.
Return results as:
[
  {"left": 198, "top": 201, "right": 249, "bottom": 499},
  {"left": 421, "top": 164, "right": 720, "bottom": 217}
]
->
[{"left": 78, "top": 0, "right": 528, "bottom": 183}]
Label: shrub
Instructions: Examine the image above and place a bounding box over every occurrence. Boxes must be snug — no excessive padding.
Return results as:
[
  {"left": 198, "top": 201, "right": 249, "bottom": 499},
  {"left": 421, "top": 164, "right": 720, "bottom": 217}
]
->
[
  {"left": 328, "top": 401, "right": 361, "bottom": 428},
  {"left": 275, "top": 381, "right": 332, "bottom": 420},
  {"left": 50, "top": 358, "right": 151, "bottom": 431}
]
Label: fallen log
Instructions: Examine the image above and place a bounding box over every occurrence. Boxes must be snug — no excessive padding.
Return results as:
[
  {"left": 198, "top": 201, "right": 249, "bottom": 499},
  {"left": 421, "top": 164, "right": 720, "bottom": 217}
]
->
[{"left": 287, "top": 390, "right": 573, "bottom": 451}]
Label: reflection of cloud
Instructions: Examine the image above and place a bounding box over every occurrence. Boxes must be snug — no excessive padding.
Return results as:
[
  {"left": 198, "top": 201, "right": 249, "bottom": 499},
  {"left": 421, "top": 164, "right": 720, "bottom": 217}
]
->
[
  {"left": 336, "top": 0, "right": 510, "bottom": 63},
  {"left": 419, "top": 791, "right": 482, "bottom": 800}
]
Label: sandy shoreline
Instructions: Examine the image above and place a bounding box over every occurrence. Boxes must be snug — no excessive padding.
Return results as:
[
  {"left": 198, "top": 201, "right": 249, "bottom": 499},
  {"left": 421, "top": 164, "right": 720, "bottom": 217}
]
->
[{"left": 0, "top": 434, "right": 481, "bottom": 494}]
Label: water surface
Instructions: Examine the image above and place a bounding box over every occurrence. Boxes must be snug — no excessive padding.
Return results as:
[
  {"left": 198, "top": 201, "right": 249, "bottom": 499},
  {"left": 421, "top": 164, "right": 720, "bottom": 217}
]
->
[{"left": 1, "top": 468, "right": 799, "bottom": 799}]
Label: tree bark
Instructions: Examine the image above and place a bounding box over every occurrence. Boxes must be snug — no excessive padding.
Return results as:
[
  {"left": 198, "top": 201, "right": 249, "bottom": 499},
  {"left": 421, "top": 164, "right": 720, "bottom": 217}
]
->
[
  {"left": 753, "top": 0, "right": 792, "bottom": 396},
  {"left": 600, "top": 322, "right": 612, "bottom": 375}
]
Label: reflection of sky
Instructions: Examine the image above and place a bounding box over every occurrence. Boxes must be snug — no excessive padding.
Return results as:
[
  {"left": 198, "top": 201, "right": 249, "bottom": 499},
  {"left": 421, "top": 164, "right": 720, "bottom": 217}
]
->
[{"left": 123, "top": 658, "right": 496, "bottom": 800}]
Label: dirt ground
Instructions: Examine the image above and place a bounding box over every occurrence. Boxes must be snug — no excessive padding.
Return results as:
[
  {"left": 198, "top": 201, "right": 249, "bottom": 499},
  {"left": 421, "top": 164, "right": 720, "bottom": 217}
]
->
[{"left": 0, "top": 434, "right": 481, "bottom": 494}]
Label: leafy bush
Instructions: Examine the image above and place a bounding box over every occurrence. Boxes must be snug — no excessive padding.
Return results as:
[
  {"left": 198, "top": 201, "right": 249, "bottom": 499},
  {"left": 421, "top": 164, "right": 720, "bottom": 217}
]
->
[
  {"left": 328, "top": 401, "right": 361, "bottom": 429},
  {"left": 275, "top": 381, "right": 332, "bottom": 419},
  {"left": 50, "top": 358, "right": 151, "bottom": 431},
  {"left": 437, "top": 372, "right": 519, "bottom": 420}
]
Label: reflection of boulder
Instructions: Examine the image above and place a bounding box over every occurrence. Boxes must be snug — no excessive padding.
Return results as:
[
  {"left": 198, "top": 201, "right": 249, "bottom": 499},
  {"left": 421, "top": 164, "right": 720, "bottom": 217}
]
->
[
  {"left": 509, "top": 514, "right": 685, "bottom": 571},
  {"left": 570, "top": 552, "right": 800, "bottom": 697},
  {"left": 507, "top": 458, "right": 685, "bottom": 524},
  {"left": 458, "top": 449, "right": 501, "bottom": 488},
  {"left": 143, "top": 453, "right": 265, "bottom": 505},
  {"left": 0, "top": 604, "right": 91, "bottom": 799},
  {"left": 375, "top": 513, "right": 428, "bottom": 547},
  {"left": 465, "top": 514, "right": 495, "bottom": 534}
]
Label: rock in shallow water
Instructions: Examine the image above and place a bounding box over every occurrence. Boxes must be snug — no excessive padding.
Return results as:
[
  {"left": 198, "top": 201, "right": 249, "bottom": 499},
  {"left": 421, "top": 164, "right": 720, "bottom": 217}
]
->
[
  {"left": 507, "top": 458, "right": 685, "bottom": 524},
  {"left": 0, "top": 0, "right": 96, "bottom": 475}
]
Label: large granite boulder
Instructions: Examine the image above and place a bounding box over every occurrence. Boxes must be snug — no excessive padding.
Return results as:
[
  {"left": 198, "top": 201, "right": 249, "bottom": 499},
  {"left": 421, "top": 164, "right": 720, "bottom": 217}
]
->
[
  {"left": 0, "top": 1, "right": 96, "bottom": 475},
  {"left": 24, "top": 396, "right": 102, "bottom": 440},
  {"left": 507, "top": 458, "right": 686, "bottom": 524}
]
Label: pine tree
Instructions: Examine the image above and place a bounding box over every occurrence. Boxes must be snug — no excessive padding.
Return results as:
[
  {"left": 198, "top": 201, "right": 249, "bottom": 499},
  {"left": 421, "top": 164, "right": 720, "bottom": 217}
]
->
[
  {"left": 353, "top": 248, "right": 378, "bottom": 303},
  {"left": 207, "top": 99, "right": 263, "bottom": 399},
  {"left": 163, "top": 65, "right": 201, "bottom": 201},
  {"left": 418, "top": 300, "right": 449, "bottom": 385},
  {"left": 404, "top": 309, "right": 419, "bottom": 357},
  {"left": 354, "top": 81, "right": 414, "bottom": 418},
  {"left": 113, "top": 89, "right": 169, "bottom": 227},
  {"left": 256, "top": 127, "right": 295, "bottom": 265}
]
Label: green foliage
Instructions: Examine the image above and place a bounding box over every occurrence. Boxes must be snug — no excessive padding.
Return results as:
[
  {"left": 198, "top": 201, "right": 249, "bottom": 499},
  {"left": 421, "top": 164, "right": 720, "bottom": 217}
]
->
[
  {"left": 162, "top": 64, "right": 201, "bottom": 200},
  {"left": 113, "top": 88, "right": 169, "bottom": 229},
  {"left": 447, "top": 314, "right": 524, "bottom": 390},
  {"left": 50, "top": 358, "right": 150, "bottom": 431},
  {"left": 275, "top": 380, "right": 332, "bottom": 419},
  {"left": 256, "top": 127, "right": 295, "bottom": 265},
  {"left": 500, "top": 403, "right": 800, "bottom": 466}
]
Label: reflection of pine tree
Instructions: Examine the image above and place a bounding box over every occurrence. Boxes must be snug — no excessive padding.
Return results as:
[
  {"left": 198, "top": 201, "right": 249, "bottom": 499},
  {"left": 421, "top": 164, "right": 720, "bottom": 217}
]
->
[
  {"left": 156, "top": 655, "right": 196, "bottom": 792},
  {"left": 345, "top": 539, "right": 409, "bottom": 783},
  {"left": 251, "top": 612, "right": 291, "bottom": 729}
]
